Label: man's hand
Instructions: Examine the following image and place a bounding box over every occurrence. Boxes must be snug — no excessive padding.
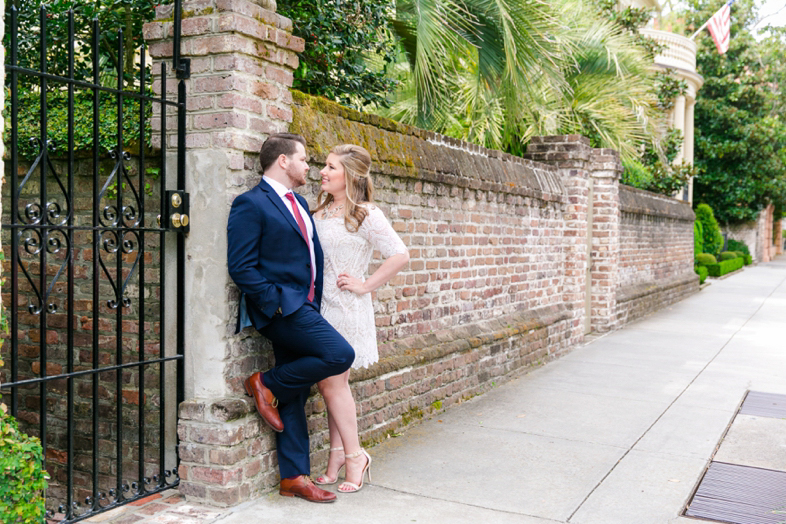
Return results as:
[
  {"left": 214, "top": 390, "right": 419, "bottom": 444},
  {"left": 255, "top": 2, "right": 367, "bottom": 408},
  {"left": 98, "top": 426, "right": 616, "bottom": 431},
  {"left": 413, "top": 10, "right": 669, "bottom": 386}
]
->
[{"left": 337, "top": 273, "right": 368, "bottom": 295}]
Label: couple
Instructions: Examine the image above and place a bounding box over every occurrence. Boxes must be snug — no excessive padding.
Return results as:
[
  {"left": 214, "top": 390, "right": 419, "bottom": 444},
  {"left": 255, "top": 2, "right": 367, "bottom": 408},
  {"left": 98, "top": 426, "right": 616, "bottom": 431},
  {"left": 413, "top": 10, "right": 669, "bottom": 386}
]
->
[{"left": 227, "top": 133, "right": 409, "bottom": 503}]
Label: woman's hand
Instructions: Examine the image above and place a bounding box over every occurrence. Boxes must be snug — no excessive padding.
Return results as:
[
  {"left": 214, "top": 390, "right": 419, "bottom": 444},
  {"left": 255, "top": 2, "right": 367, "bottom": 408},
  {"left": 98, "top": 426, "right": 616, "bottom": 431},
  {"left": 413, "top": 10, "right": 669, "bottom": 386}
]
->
[{"left": 337, "top": 273, "right": 368, "bottom": 295}]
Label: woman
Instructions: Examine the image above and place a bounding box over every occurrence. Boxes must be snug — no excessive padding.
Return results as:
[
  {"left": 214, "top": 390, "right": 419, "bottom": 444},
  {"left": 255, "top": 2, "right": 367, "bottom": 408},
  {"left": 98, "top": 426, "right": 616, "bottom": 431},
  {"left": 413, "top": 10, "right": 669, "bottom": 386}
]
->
[{"left": 312, "top": 144, "right": 409, "bottom": 493}]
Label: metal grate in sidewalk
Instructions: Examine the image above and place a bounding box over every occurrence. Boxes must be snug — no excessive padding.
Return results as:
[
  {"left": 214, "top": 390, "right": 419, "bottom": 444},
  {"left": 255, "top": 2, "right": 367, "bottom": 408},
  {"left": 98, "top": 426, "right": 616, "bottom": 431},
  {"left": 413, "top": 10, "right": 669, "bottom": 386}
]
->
[
  {"left": 685, "top": 461, "right": 786, "bottom": 524},
  {"left": 739, "top": 391, "right": 786, "bottom": 419}
]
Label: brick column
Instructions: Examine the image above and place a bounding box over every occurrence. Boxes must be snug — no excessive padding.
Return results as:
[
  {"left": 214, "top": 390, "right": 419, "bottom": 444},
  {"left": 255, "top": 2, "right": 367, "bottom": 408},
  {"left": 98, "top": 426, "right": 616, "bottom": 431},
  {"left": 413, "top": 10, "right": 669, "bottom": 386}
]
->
[
  {"left": 588, "top": 149, "right": 621, "bottom": 333},
  {"left": 144, "top": 0, "right": 303, "bottom": 506},
  {"left": 524, "top": 135, "right": 590, "bottom": 344}
]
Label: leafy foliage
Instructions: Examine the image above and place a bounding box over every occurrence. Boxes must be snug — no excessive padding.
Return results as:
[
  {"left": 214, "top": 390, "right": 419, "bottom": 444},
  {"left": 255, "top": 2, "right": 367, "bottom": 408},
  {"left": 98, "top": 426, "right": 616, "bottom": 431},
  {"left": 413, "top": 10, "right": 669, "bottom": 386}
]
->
[
  {"left": 381, "top": 0, "right": 667, "bottom": 161},
  {"left": 622, "top": 127, "right": 699, "bottom": 195},
  {"left": 0, "top": 379, "right": 48, "bottom": 523},
  {"left": 9, "top": 89, "right": 152, "bottom": 161},
  {"left": 4, "top": 1, "right": 156, "bottom": 159},
  {"left": 654, "top": 70, "right": 688, "bottom": 111},
  {"left": 696, "top": 264, "right": 708, "bottom": 284},
  {"left": 589, "top": 0, "right": 661, "bottom": 57},
  {"left": 5, "top": 0, "right": 157, "bottom": 89},
  {"left": 694, "top": 220, "right": 704, "bottom": 258},
  {"left": 683, "top": 0, "right": 786, "bottom": 223},
  {"left": 695, "top": 203, "right": 724, "bottom": 256},
  {"left": 278, "top": 0, "right": 398, "bottom": 109},
  {"left": 727, "top": 238, "right": 750, "bottom": 255}
]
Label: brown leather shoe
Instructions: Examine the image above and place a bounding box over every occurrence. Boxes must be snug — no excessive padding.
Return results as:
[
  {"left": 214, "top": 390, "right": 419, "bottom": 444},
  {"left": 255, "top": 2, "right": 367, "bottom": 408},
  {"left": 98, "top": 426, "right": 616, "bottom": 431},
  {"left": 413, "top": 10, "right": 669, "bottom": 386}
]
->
[
  {"left": 280, "top": 475, "right": 337, "bottom": 503},
  {"left": 244, "top": 372, "right": 284, "bottom": 433}
]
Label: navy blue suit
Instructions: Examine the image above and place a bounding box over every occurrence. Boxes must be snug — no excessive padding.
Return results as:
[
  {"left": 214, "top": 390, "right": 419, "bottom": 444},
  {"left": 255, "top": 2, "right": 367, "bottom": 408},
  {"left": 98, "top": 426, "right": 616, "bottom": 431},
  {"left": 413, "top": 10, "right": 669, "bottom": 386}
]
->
[{"left": 227, "top": 178, "right": 354, "bottom": 478}]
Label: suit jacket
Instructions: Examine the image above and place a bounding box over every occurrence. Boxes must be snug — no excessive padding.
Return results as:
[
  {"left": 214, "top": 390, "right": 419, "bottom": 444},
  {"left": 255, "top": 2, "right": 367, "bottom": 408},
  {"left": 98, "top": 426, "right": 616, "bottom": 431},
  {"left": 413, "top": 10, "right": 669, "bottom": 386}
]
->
[{"left": 227, "top": 179, "right": 324, "bottom": 331}]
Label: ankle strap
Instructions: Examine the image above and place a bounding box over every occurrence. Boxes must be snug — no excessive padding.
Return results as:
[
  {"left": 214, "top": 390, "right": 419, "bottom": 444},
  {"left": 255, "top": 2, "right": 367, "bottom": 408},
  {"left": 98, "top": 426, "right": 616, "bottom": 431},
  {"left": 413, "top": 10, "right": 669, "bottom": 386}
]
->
[
  {"left": 344, "top": 448, "right": 365, "bottom": 458},
  {"left": 330, "top": 446, "right": 344, "bottom": 452}
]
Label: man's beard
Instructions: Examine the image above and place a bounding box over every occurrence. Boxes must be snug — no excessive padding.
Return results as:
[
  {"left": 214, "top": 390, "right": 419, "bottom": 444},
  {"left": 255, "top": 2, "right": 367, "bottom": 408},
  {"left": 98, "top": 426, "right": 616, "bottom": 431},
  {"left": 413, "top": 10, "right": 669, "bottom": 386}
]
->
[{"left": 286, "top": 164, "right": 306, "bottom": 188}]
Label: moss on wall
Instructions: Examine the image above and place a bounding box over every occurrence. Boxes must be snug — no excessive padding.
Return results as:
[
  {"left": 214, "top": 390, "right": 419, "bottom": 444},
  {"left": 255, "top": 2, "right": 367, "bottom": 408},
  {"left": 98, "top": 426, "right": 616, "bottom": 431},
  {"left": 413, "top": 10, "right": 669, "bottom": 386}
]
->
[{"left": 291, "top": 91, "right": 567, "bottom": 203}]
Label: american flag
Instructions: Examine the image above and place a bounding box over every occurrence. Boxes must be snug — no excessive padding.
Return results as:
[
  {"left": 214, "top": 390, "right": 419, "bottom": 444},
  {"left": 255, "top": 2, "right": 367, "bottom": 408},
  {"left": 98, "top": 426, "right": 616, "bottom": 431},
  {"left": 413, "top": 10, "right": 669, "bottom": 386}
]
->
[{"left": 707, "top": 0, "right": 733, "bottom": 54}]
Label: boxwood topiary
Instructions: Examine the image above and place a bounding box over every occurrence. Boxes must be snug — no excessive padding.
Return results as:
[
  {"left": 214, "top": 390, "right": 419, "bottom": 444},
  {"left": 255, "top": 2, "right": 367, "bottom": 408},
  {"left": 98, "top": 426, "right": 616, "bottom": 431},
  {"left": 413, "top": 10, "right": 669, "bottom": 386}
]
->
[
  {"left": 719, "top": 251, "right": 738, "bottom": 261},
  {"left": 695, "top": 203, "right": 723, "bottom": 256},
  {"left": 696, "top": 253, "right": 717, "bottom": 266},
  {"left": 0, "top": 383, "right": 48, "bottom": 523}
]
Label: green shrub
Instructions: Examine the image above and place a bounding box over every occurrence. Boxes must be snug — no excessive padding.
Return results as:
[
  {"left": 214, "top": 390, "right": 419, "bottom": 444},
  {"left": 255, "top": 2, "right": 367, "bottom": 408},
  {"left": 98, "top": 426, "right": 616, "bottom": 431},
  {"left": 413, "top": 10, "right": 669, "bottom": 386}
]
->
[
  {"left": 719, "top": 251, "right": 738, "bottom": 261},
  {"left": 695, "top": 203, "right": 723, "bottom": 256},
  {"left": 744, "top": 254, "right": 753, "bottom": 265},
  {"left": 696, "top": 265, "right": 709, "bottom": 284},
  {"left": 727, "top": 238, "right": 750, "bottom": 255},
  {"left": 621, "top": 158, "right": 654, "bottom": 189},
  {"left": 696, "top": 253, "right": 717, "bottom": 266},
  {"left": 694, "top": 221, "right": 704, "bottom": 258},
  {"left": 733, "top": 251, "right": 745, "bottom": 258},
  {"left": 0, "top": 386, "right": 48, "bottom": 523},
  {"left": 707, "top": 257, "right": 744, "bottom": 277}
]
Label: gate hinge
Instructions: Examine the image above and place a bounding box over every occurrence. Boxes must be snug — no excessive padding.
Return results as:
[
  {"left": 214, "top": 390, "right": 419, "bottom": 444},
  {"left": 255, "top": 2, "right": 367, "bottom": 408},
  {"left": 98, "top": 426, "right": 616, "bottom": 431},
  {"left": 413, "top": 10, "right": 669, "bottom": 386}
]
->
[{"left": 158, "top": 190, "right": 190, "bottom": 234}]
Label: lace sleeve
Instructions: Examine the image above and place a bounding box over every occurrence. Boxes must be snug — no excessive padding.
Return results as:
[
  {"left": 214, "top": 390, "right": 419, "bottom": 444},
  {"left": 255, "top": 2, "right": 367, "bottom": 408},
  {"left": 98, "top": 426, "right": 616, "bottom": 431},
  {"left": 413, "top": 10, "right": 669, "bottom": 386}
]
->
[{"left": 359, "top": 205, "right": 408, "bottom": 258}]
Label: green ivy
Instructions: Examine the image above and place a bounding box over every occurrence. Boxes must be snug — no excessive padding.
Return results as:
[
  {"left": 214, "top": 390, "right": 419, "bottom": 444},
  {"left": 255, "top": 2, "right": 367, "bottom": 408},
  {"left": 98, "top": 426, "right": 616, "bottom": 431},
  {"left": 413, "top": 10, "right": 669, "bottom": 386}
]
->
[
  {"left": 277, "top": 0, "right": 398, "bottom": 110},
  {"left": 0, "top": 375, "right": 49, "bottom": 523}
]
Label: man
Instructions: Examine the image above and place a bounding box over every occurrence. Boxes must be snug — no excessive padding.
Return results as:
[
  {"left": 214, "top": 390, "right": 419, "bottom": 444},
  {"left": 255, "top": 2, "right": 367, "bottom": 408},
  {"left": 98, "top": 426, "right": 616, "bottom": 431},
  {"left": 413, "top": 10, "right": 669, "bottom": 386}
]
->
[{"left": 227, "top": 133, "right": 354, "bottom": 503}]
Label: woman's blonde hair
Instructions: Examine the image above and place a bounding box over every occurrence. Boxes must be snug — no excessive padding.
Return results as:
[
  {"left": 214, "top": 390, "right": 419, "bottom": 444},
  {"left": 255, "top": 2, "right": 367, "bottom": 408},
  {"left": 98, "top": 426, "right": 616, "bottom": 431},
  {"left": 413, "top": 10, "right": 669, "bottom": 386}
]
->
[{"left": 313, "top": 144, "right": 375, "bottom": 232}]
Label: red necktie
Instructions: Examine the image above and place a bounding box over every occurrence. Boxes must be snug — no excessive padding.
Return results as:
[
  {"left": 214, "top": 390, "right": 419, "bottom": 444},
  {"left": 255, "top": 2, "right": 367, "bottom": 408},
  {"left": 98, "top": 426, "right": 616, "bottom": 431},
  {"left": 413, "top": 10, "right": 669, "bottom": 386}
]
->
[{"left": 285, "top": 192, "right": 315, "bottom": 302}]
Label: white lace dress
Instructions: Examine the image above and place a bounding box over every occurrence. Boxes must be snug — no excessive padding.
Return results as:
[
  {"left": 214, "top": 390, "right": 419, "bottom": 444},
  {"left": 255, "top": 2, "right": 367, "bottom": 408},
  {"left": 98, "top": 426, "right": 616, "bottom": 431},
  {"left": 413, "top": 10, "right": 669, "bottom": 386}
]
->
[{"left": 315, "top": 204, "right": 408, "bottom": 369}]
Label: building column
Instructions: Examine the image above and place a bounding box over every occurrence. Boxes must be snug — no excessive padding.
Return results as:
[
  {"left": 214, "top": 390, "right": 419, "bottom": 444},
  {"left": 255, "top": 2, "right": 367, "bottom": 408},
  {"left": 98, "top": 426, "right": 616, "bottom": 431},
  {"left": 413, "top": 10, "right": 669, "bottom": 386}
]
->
[
  {"left": 144, "top": 0, "right": 303, "bottom": 506},
  {"left": 684, "top": 97, "right": 696, "bottom": 203},
  {"left": 672, "top": 95, "right": 686, "bottom": 164}
]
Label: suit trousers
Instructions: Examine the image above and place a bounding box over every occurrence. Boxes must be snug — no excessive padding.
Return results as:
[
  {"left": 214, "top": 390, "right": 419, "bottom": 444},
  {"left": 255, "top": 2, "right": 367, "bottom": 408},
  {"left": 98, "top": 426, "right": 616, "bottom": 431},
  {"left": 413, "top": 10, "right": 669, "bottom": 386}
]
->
[{"left": 260, "top": 301, "right": 354, "bottom": 478}]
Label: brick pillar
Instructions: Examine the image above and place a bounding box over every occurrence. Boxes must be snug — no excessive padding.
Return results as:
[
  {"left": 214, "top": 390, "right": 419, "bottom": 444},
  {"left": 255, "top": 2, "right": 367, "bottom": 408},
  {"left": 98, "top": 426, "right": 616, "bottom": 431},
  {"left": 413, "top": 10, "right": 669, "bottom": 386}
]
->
[
  {"left": 524, "top": 135, "right": 590, "bottom": 344},
  {"left": 143, "top": 0, "right": 303, "bottom": 506},
  {"left": 776, "top": 218, "right": 783, "bottom": 256},
  {"left": 588, "top": 149, "right": 621, "bottom": 333}
]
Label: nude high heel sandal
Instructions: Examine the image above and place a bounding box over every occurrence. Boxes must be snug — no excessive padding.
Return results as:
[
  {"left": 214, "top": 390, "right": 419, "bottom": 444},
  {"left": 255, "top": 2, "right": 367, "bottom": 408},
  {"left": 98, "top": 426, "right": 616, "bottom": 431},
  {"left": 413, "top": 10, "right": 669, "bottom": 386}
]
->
[
  {"left": 337, "top": 449, "right": 372, "bottom": 493},
  {"left": 314, "top": 447, "right": 345, "bottom": 485}
]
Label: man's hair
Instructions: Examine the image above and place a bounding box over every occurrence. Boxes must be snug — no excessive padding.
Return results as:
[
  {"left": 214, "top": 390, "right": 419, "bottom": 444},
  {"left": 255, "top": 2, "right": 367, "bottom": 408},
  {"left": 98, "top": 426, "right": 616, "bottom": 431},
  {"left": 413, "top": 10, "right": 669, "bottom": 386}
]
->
[{"left": 258, "top": 133, "right": 307, "bottom": 173}]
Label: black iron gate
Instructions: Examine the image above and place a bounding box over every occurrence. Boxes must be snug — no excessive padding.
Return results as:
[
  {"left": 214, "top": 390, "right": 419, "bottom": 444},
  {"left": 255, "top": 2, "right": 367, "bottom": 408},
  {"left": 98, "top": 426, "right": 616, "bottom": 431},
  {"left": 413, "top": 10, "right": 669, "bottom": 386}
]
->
[{"left": 2, "top": 1, "right": 189, "bottom": 521}]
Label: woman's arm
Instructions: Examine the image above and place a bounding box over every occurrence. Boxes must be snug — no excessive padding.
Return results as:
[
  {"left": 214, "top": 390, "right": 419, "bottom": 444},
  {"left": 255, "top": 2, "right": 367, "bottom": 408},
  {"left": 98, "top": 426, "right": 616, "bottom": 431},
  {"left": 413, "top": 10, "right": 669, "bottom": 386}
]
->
[{"left": 338, "top": 251, "right": 409, "bottom": 295}]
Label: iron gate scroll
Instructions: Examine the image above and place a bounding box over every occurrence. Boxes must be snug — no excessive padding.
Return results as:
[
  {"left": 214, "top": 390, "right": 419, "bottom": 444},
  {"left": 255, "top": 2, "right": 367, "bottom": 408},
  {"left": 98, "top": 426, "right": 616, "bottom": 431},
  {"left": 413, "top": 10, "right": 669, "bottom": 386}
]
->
[{"left": 1, "top": 1, "right": 189, "bottom": 521}]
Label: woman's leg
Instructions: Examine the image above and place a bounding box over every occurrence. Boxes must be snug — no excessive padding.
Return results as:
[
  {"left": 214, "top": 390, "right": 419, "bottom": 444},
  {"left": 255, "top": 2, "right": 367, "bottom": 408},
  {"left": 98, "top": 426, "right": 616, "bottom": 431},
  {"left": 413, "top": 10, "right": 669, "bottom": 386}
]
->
[
  {"left": 318, "top": 370, "right": 368, "bottom": 487},
  {"left": 317, "top": 381, "right": 346, "bottom": 481}
]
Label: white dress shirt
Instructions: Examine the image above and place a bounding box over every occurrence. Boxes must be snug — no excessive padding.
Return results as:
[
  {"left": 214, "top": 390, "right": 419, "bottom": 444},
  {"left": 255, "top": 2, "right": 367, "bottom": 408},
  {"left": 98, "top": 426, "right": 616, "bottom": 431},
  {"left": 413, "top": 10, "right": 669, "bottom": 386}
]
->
[{"left": 263, "top": 175, "right": 316, "bottom": 286}]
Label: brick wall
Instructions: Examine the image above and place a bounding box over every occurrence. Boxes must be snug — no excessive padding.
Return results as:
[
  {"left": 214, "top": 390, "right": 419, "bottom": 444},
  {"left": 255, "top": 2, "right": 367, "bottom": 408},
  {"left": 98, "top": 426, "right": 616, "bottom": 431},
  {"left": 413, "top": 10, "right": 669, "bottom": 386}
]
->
[
  {"left": 616, "top": 185, "right": 697, "bottom": 325},
  {"left": 172, "top": 92, "right": 700, "bottom": 506}
]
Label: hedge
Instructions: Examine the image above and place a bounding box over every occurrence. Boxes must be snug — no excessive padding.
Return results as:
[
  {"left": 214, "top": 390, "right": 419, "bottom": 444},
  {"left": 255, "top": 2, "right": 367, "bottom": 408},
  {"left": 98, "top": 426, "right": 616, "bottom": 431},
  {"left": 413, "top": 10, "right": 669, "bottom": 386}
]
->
[
  {"left": 744, "top": 254, "right": 753, "bottom": 265},
  {"left": 696, "top": 265, "right": 709, "bottom": 284},
  {"left": 707, "top": 257, "right": 745, "bottom": 277},
  {"left": 696, "top": 253, "right": 717, "bottom": 266},
  {"left": 719, "top": 251, "right": 738, "bottom": 261}
]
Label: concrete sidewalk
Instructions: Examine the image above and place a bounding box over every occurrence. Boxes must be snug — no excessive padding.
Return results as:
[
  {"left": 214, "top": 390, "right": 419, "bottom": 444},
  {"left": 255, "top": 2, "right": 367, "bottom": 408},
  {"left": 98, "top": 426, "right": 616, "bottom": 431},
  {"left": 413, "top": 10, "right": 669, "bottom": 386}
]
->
[{"left": 108, "top": 256, "right": 786, "bottom": 524}]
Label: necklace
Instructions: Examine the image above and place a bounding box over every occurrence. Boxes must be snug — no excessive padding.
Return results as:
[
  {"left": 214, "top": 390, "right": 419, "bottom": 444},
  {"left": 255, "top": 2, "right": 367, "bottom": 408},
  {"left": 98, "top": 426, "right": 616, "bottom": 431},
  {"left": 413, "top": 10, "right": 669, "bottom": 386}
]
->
[{"left": 324, "top": 201, "right": 345, "bottom": 219}]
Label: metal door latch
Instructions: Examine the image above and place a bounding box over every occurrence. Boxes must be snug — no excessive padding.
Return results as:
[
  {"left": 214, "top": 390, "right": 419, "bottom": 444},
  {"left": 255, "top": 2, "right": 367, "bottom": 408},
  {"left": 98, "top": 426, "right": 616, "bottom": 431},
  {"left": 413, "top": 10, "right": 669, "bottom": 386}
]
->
[{"left": 158, "top": 190, "right": 190, "bottom": 234}]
